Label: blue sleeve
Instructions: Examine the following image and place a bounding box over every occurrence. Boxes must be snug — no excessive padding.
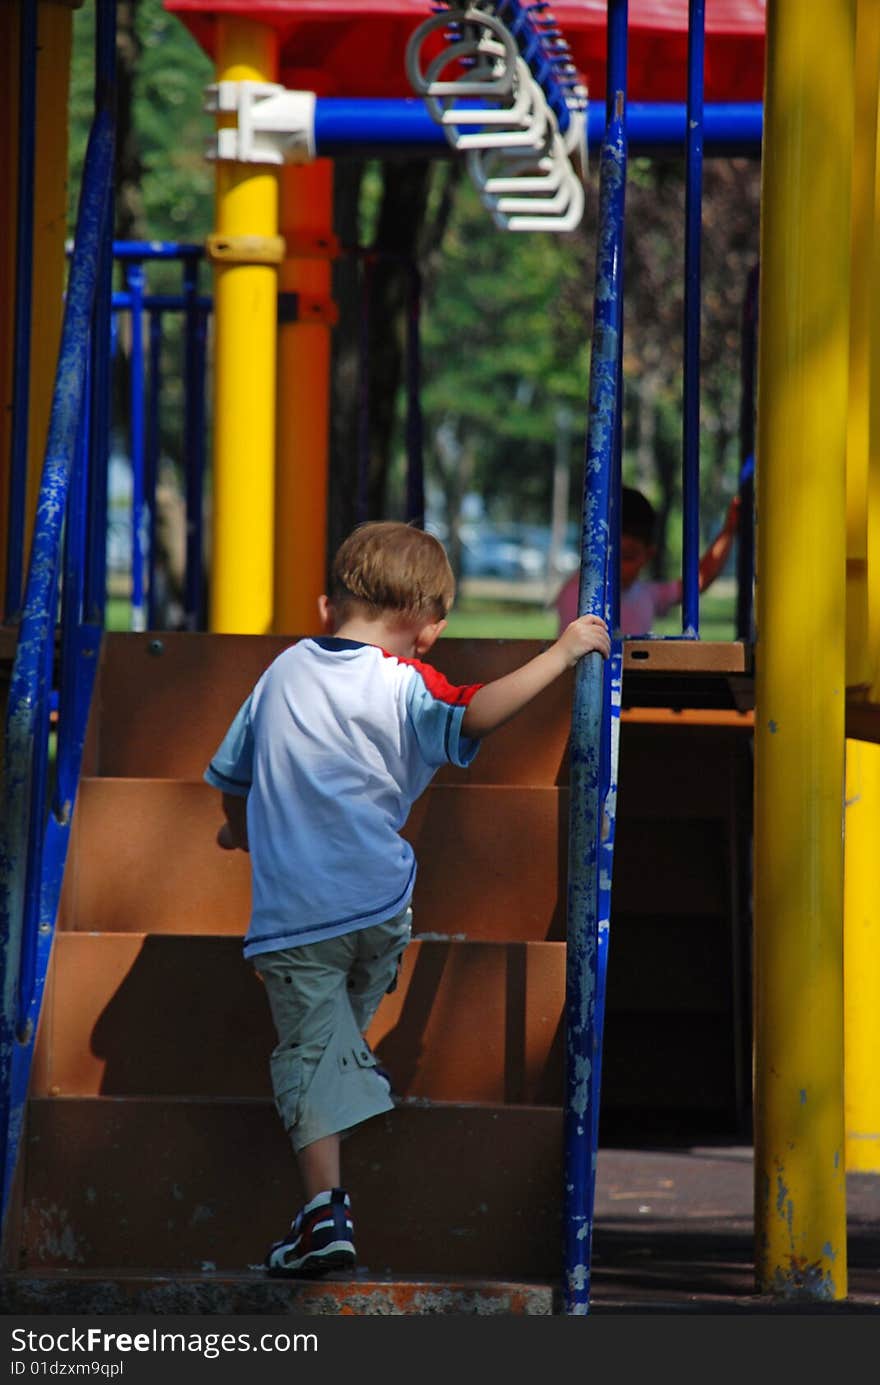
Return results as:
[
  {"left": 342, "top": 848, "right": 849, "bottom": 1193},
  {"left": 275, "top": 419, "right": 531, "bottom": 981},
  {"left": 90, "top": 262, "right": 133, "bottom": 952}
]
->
[
  {"left": 405, "top": 676, "right": 481, "bottom": 770},
  {"left": 204, "top": 694, "right": 254, "bottom": 796}
]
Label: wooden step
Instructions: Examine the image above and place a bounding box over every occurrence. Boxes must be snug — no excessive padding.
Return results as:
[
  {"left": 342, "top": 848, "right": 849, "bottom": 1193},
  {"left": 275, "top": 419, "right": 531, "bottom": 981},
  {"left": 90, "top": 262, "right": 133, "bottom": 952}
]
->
[
  {"left": 59, "top": 780, "right": 568, "bottom": 942},
  {"left": 86, "top": 633, "right": 573, "bottom": 787},
  {"left": 19, "top": 1098, "right": 562, "bottom": 1277},
  {"left": 32, "top": 933, "right": 564, "bottom": 1106}
]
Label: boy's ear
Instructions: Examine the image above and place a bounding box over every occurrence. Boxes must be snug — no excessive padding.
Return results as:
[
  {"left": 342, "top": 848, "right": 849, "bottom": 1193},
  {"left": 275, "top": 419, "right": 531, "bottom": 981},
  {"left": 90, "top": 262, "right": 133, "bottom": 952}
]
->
[
  {"left": 413, "top": 618, "right": 447, "bottom": 657},
  {"left": 317, "top": 594, "right": 336, "bottom": 633}
]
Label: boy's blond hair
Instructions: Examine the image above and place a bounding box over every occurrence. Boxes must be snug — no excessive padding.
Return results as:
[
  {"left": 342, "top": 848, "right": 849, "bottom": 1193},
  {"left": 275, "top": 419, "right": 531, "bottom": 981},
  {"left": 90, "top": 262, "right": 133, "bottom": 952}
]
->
[{"left": 330, "top": 521, "right": 455, "bottom": 625}]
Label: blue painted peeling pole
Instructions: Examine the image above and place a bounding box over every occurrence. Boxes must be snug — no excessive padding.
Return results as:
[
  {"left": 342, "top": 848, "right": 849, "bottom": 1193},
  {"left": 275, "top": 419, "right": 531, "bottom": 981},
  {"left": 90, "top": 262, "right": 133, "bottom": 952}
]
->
[
  {"left": 681, "top": 0, "right": 706, "bottom": 635},
  {"left": 564, "top": 0, "right": 628, "bottom": 1317},
  {"left": 84, "top": 198, "right": 114, "bottom": 627},
  {"left": 0, "top": 72, "right": 115, "bottom": 1220},
  {"left": 183, "top": 255, "right": 208, "bottom": 630}
]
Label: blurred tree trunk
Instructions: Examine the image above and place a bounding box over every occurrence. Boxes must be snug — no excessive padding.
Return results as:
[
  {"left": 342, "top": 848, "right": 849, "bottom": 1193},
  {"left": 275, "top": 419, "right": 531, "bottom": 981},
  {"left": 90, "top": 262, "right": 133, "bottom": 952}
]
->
[
  {"left": 328, "top": 160, "right": 365, "bottom": 566},
  {"left": 328, "top": 157, "right": 461, "bottom": 558},
  {"left": 115, "top": 1, "right": 145, "bottom": 240}
]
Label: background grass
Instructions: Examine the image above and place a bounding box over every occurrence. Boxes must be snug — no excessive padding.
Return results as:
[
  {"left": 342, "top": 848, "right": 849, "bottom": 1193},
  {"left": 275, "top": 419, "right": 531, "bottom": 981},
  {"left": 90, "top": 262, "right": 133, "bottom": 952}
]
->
[{"left": 105, "top": 584, "right": 739, "bottom": 641}]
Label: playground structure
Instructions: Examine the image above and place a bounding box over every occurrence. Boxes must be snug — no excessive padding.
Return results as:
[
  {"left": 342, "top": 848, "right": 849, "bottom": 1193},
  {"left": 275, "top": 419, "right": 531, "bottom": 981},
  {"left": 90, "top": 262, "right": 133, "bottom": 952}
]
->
[{"left": 0, "top": 0, "right": 878, "bottom": 1316}]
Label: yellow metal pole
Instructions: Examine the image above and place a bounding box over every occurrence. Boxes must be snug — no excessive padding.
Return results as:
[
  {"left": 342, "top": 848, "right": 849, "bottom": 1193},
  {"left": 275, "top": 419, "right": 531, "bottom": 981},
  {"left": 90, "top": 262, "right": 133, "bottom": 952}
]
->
[
  {"left": 274, "top": 161, "right": 336, "bottom": 635},
  {"left": 844, "top": 742, "right": 880, "bottom": 1172},
  {"left": 844, "top": 4, "right": 880, "bottom": 1177},
  {"left": 26, "top": 2, "right": 73, "bottom": 556},
  {"left": 845, "top": 0, "right": 878, "bottom": 692},
  {"left": 209, "top": 17, "right": 281, "bottom": 634},
  {"left": 753, "top": 0, "right": 853, "bottom": 1300}
]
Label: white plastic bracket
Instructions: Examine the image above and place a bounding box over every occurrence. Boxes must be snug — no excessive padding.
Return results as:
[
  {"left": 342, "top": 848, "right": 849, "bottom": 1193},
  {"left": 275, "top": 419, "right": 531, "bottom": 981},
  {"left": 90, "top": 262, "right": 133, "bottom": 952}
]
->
[{"left": 204, "top": 82, "right": 317, "bottom": 166}]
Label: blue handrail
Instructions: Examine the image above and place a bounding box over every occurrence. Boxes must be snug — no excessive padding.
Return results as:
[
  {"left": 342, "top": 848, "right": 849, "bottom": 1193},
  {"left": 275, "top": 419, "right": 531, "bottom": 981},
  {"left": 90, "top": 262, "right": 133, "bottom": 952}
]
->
[
  {"left": 563, "top": 0, "right": 628, "bottom": 1316},
  {"left": 0, "top": 7, "right": 116, "bottom": 1224},
  {"left": 681, "top": 0, "right": 706, "bottom": 635}
]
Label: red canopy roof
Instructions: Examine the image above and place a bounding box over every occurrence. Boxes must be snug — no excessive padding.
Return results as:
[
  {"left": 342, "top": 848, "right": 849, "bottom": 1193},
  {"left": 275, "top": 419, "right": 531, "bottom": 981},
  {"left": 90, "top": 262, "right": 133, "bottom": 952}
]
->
[{"left": 166, "top": 0, "right": 766, "bottom": 103}]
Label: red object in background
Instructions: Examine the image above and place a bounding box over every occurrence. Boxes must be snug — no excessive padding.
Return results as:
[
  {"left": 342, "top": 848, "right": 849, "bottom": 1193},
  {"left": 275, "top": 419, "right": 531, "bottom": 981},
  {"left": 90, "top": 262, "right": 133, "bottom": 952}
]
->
[{"left": 166, "top": 0, "right": 766, "bottom": 103}]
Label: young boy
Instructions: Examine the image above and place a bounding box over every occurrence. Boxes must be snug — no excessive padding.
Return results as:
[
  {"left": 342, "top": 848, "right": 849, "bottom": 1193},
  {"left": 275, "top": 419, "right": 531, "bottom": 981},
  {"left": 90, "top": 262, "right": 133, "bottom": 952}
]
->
[
  {"left": 554, "top": 486, "right": 741, "bottom": 635},
  {"left": 205, "top": 520, "right": 609, "bottom": 1279}
]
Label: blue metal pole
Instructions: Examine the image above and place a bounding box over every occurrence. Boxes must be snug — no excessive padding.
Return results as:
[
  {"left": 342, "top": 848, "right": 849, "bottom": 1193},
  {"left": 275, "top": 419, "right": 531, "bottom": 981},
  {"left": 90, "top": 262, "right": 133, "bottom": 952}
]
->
[
  {"left": 111, "top": 240, "right": 205, "bottom": 261},
  {"left": 681, "top": 0, "right": 706, "bottom": 636},
  {"left": 146, "top": 309, "right": 162, "bottom": 629},
  {"left": 736, "top": 262, "right": 758, "bottom": 641},
  {"left": 312, "top": 99, "right": 762, "bottom": 156},
  {"left": 0, "top": 103, "right": 115, "bottom": 1216},
  {"left": 564, "top": 0, "right": 628, "bottom": 1317},
  {"left": 6, "top": 0, "right": 38, "bottom": 623},
  {"left": 126, "top": 260, "right": 147, "bottom": 631},
  {"left": 405, "top": 263, "right": 425, "bottom": 528},
  {"left": 183, "top": 254, "right": 207, "bottom": 630},
  {"left": 84, "top": 197, "right": 113, "bottom": 626}
]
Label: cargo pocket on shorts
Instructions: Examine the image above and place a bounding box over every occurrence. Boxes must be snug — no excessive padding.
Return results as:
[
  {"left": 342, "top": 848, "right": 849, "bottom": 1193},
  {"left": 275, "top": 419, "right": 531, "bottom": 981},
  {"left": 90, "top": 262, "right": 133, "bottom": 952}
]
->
[
  {"left": 338, "top": 1042, "right": 378, "bottom": 1076},
  {"left": 269, "top": 1049, "right": 302, "bottom": 1133}
]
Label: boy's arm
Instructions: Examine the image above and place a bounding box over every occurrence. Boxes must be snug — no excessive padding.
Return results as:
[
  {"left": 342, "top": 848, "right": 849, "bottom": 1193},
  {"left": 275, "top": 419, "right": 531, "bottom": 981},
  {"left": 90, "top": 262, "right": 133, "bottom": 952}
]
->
[
  {"left": 217, "top": 792, "right": 249, "bottom": 851},
  {"left": 204, "top": 693, "right": 255, "bottom": 852},
  {"left": 698, "top": 495, "right": 741, "bottom": 593},
  {"left": 461, "top": 614, "right": 610, "bottom": 739}
]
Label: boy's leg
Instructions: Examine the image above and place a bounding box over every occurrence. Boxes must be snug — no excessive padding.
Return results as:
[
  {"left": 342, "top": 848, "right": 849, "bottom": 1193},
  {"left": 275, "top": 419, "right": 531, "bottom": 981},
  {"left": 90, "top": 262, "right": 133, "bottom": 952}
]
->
[
  {"left": 253, "top": 932, "right": 399, "bottom": 1276},
  {"left": 296, "top": 1133, "right": 341, "bottom": 1203},
  {"left": 347, "top": 907, "right": 413, "bottom": 1036}
]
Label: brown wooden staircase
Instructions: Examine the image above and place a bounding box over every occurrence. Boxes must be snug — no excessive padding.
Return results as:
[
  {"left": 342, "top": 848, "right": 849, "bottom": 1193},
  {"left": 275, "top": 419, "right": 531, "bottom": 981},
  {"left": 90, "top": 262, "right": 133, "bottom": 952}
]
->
[{"left": 1, "top": 631, "right": 754, "bottom": 1312}]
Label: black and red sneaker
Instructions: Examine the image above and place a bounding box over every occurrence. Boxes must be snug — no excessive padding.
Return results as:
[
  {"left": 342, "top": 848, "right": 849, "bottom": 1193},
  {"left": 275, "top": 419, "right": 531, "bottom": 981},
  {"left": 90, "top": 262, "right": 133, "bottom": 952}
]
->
[{"left": 265, "top": 1188, "right": 356, "bottom": 1277}]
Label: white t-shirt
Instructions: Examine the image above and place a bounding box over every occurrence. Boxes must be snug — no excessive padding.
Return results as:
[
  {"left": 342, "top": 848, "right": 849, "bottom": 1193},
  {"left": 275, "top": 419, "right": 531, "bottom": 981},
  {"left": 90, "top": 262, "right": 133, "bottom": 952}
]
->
[{"left": 204, "top": 636, "right": 482, "bottom": 959}]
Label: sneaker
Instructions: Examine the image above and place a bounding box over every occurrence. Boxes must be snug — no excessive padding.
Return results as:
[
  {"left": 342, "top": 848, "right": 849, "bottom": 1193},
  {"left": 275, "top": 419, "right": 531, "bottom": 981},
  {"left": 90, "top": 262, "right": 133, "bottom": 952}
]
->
[{"left": 265, "top": 1188, "right": 356, "bottom": 1278}]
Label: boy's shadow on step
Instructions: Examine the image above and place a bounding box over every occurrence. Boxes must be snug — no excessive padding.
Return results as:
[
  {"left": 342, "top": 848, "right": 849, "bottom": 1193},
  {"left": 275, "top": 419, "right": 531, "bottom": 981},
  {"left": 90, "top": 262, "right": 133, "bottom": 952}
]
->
[
  {"left": 90, "top": 934, "right": 563, "bottom": 1106},
  {"left": 91, "top": 936, "right": 276, "bottom": 1097}
]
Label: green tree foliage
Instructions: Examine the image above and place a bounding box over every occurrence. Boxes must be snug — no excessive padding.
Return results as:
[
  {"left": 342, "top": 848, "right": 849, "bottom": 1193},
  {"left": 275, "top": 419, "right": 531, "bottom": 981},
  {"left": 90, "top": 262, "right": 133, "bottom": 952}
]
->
[
  {"left": 420, "top": 152, "right": 760, "bottom": 573},
  {"left": 65, "top": 3, "right": 760, "bottom": 598},
  {"left": 68, "top": 0, "right": 214, "bottom": 240}
]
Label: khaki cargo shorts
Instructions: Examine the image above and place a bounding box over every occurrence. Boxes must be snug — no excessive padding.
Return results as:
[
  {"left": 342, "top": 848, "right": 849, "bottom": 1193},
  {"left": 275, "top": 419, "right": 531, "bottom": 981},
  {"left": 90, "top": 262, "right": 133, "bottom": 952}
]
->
[{"left": 253, "top": 906, "right": 412, "bottom": 1152}]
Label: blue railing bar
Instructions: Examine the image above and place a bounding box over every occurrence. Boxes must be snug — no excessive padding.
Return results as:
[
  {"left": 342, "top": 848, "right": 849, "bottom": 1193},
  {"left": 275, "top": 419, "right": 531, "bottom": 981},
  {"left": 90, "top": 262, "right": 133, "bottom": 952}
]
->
[
  {"left": 183, "top": 256, "right": 207, "bottom": 629},
  {"left": 592, "top": 642, "right": 622, "bottom": 1158},
  {"left": 112, "top": 292, "right": 213, "bottom": 313},
  {"left": 607, "top": 0, "right": 627, "bottom": 638},
  {"left": 146, "top": 311, "right": 162, "bottom": 629},
  {"left": 126, "top": 261, "right": 148, "bottom": 631},
  {"left": 313, "top": 99, "right": 762, "bottom": 154},
  {"left": 55, "top": 406, "right": 90, "bottom": 824},
  {"left": 84, "top": 197, "right": 114, "bottom": 625},
  {"left": 20, "top": 405, "right": 87, "bottom": 1037},
  {"left": 681, "top": 0, "right": 705, "bottom": 636},
  {"left": 15, "top": 606, "right": 54, "bottom": 1037},
  {"left": 6, "top": 0, "right": 39, "bottom": 623},
  {"left": 736, "top": 262, "right": 758, "bottom": 641},
  {"left": 110, "top": 240, "right": 205, "bottom": 261},
  {"left": 404, "top": 264, "right": 425, "bottom": 528},
  {"left": 565, "top": 17, "right": 628, "bottom": 1319},
  {"left": 0, "top": 103, "right": 115, "bottom": 1212}
]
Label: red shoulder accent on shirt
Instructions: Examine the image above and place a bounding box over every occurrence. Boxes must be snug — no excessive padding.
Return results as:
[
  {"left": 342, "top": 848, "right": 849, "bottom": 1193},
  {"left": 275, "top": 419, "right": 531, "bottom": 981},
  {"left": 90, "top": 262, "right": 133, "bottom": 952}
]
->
[{"left": 384, "top": 650, "right": 483, "bottom": 706}]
